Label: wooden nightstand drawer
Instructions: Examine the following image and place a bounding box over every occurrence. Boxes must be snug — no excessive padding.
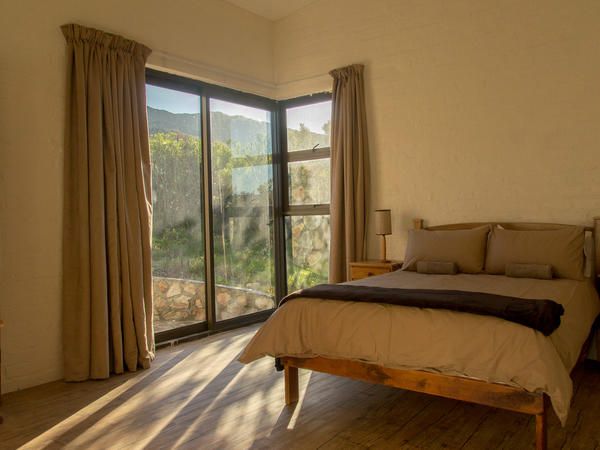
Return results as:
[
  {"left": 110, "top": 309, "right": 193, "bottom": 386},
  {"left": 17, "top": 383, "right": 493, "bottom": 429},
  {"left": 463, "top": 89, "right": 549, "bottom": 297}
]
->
[
  {"left": 349, "top": 261, "right": 402, "bottom": 281},
  {"left": 350, "top": 266, "right": 390, "bottom": 280}
]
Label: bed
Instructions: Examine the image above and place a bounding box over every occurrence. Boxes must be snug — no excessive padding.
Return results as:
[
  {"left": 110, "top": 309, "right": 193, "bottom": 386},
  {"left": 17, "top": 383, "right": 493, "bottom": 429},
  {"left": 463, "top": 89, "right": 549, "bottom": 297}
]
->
[{"left": 239, "top": 219, "right": 600, "bottom": 450}]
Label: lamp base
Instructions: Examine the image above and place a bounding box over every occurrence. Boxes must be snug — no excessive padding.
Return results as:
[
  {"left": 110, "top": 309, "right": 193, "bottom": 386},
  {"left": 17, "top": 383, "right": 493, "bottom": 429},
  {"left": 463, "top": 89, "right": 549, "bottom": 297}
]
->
[{"left": 379, "top": 234, "right": 389, "bottom": 262}]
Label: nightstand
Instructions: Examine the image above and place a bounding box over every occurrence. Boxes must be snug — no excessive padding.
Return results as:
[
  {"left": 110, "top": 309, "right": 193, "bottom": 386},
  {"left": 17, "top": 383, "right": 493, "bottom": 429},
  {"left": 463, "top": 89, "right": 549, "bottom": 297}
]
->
[{"left": 349, "top": 260, "right": 402, "bottom": 281}]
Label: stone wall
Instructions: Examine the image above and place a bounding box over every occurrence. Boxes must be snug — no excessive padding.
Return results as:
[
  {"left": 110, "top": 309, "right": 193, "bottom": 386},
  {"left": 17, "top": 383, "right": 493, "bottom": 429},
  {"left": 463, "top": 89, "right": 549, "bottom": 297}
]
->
[{"left": 153, "top": 277, "right": 275, "bottom": 330}]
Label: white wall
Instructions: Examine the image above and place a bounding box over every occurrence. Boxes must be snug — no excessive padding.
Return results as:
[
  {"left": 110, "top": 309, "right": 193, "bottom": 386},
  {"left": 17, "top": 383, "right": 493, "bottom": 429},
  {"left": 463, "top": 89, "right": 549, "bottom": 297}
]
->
[
  {"left": 0, "top": 0, "right": 273, "bottom": 393},
  {"left": 274, "top": 0, "right": 600, "bottom": 258},
  {"left": 3, "top": 0, "right": 600, "bottom": 393}
]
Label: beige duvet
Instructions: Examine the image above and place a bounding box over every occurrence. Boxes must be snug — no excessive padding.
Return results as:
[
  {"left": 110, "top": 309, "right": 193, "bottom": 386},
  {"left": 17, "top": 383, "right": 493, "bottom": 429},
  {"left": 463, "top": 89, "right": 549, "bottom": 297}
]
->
[{"left": 238, "top": 271, "right": 600, "bottom": 424}]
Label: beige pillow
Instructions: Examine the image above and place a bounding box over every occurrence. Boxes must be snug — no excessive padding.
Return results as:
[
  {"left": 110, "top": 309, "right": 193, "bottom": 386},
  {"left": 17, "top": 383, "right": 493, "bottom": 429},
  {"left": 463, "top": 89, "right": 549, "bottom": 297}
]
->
[
  {"left": 505, "top": 263, "right": 553, "bottom": 280},
  {"left": 485, "top": 227, "right": 585, "bottom": 280},
  {"left": 402, "top": 225, "right": 490, "bottom": 274}
]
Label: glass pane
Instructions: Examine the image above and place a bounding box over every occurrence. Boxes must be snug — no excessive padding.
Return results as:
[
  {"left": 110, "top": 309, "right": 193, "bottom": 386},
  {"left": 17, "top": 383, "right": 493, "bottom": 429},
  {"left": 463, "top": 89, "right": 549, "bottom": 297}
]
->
[
  {"left": 286, "top": 101, "right": 332, "bottom": 151},
  {"left": 286, "top": 215, "right": 330, "bottom": 292},
  {"left": 210, "top": 98, "right": 276, "bottom": 320},
  {"left": 147, "top": 84, "right": 206, "bottom": 334},
  {"left": 288, "top": 158, "right": 330, "bottom": 206}
]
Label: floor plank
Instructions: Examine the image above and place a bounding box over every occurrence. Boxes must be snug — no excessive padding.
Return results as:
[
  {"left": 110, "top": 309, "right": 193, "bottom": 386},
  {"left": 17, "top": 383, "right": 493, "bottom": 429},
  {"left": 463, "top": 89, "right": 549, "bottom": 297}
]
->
[{"left": 1, "top": 324, "right": 599, "bottom": 450}]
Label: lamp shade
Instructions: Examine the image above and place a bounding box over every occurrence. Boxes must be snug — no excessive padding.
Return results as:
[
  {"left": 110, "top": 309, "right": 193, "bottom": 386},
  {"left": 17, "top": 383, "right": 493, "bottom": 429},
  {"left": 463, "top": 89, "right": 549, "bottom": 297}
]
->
[{"left": 375, "top": 209, "right": 392, "bottom": 235}]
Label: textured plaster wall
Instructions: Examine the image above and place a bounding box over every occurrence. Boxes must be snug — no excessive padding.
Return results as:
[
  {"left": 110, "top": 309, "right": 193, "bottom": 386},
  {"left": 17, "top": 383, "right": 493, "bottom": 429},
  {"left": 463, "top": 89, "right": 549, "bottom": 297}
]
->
[
  {"left": 3, "top": 0, "right": 600, "bottom": 392},
  {"left": 274, "top": 0, "right": 600, "bottom": 260},
  {"left": 0, "top": 0, "right": 273, "bottom": 393}
]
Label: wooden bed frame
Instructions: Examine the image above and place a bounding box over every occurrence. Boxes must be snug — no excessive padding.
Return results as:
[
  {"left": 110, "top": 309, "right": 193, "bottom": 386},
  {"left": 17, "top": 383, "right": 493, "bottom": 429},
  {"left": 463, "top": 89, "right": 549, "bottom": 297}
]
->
[{"left": 281, "top": 217, "right": 600, "bottom": 450}]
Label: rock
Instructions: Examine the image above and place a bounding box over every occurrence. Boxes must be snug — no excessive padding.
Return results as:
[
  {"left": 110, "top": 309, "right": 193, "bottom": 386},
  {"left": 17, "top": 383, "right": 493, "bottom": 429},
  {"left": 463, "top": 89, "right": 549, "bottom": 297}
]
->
[
  {"left": 166, "top": 283, "right": 182, "bottom": 298},
  {"left": 194, "top": 310, "right": 206, "bottom": 321},
  {"left": 227, "top": 303, "right": 245, "bottom": 315},
  {"left": 217, "top": 291, "right": 231, "bottom": 306},
  {"left": 306, "top": 250, "right": 322, "bottom": 267},
  {"left": 163, "top": 310, "right": 188, "bottom": 321},
  {"left": 157, "top": 279, "right": 169, "bottom": 293},
  {"left": 153, "top": 296, "right": 166, "bottom": 308},
  {"left": 171, "top": 294, "right": 191, "bottom": 310},
  {"left": 183, "top": 282, "right": 199, "bottom": 296},
  {"left": 235, "top": 295, "right": 248, "bottom": 307},
  {"left": 194, "top": 297, "right": 205, "bottom": 308},
  {"left": 292, "top": 223, "right": 304, "bottom": 238},
  {"left": 254, "top": 296, "right": 274, "bottom": 310},
  {"left": 313, "top": 237, "right": 325, "bottom": 250}
]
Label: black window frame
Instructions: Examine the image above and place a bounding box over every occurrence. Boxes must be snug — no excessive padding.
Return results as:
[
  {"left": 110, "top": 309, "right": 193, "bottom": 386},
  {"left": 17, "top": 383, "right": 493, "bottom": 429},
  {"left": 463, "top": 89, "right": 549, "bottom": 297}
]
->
[
  {"left": 146, "top": 69, "right": 286, "bottom": 344},
  {"left": 279, "top": 93, "right": 332, "bottom": 218},
  {"left": 279, "top": 93, "right": 333, "bottom": 295}
]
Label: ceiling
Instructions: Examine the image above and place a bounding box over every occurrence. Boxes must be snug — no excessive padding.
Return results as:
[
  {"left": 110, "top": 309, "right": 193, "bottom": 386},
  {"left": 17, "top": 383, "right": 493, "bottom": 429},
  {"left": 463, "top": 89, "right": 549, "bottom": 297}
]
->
[{"left": 223, "top": 0, "right": 318, "bottom": 20}]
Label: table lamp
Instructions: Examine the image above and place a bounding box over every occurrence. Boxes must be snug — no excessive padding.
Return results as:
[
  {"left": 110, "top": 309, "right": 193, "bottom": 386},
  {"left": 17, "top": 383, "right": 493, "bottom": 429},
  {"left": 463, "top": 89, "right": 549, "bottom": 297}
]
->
[{"left": 375, "top": 209, "right": 392, "bottom": 262}]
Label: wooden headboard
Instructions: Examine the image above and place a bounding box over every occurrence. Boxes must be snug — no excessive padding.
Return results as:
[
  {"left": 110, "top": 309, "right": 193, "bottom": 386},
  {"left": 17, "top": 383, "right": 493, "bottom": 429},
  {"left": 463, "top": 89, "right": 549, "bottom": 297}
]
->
[{"left": 412, "top": 217, "right": 600, "bottom": 280}]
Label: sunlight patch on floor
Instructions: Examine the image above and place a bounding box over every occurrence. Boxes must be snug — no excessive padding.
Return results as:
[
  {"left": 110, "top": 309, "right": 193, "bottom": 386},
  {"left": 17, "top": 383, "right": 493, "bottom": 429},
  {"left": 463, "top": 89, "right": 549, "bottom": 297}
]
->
[
  {"left": 18, "top": 352, "right": 179, "bottom": 450},
  {"left": 169, "top": 360, "right": 256, "bottom": 447},
  {"left": 19, "top": 333, "right": 254, "bottom": 450}
]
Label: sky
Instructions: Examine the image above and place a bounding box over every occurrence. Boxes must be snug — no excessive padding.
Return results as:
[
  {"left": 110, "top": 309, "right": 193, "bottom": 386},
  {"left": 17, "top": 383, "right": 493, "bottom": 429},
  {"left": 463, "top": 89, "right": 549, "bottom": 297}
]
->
[
  {"left": 147, "top": 84, "right": 330, "bottom": 135},
  {"left": 147, "top": 84, "right": 201, "bottom": 114},
  {"left": 285, "top": 101, "right": 331, "bottom": 135}
]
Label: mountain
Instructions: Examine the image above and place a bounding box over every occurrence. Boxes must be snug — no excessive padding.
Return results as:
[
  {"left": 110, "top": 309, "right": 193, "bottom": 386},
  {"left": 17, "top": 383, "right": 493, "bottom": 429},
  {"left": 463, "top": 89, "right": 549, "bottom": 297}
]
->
[
  {"left": 148, "top": 106, "right": 270, "bottom": 149},
  {"left": 147, "top": 106, "right": 329, "bottom": 152},
  {"left": 148, "top": 106, "right": 201, "bottom": 137}
]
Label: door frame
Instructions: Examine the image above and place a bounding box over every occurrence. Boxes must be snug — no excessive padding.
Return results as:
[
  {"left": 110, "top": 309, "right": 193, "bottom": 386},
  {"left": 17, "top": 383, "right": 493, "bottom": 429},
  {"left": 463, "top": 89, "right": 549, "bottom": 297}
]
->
[{"left": 146, "top": 69, "right": 282, "bottom": 344}]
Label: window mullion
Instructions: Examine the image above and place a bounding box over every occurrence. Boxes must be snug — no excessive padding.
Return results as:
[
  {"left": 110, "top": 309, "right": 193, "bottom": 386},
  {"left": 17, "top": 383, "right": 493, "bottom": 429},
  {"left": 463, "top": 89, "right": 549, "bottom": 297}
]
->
[
  {"left": 287, "top": 148, "right": 330, "bottom": 162},
  {"left": 201, "top": 95, "right": 217, "bottom": 330},
  {"left": 272, "top": 103, "right": 287, "bottom": 301},
  {"left": 285, "top": 205, "right": 330, "bottom": 216}
]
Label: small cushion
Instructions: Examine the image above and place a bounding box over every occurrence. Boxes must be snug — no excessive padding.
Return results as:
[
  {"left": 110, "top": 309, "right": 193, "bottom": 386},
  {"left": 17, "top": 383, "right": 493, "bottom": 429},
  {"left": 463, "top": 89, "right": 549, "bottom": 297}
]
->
[
  {"left": 402, "top": 225, "right": 490, "bottom": 274},
  {"left": 506, "top": 263, "right": 553, "bottom": 280},
  {"left": 485, "top": 227, "right": 584, "bottom": 280},
  {"left": 417, "top": 261, "right": 458, "bottom": 275}
]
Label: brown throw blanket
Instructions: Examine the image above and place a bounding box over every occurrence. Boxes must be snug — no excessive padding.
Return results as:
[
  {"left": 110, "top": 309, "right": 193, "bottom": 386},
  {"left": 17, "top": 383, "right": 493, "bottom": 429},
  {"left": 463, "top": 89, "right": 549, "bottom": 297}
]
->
[{"left": 280, "top": 284, "right": 564, "bottom": 336}]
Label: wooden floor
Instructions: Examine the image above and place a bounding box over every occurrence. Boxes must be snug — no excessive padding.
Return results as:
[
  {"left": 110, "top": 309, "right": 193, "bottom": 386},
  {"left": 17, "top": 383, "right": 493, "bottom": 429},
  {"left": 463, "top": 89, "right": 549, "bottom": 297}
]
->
[{"left": 1, "top": 325, "right": 599, "bottom": 450}]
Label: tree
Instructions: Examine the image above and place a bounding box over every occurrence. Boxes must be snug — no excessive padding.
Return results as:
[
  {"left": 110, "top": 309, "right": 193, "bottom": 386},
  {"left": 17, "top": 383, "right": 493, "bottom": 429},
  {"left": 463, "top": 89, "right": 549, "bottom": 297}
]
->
[
  {"left": 151, "top": 131, "right": 204, "bottom": 279},
  {"left": 149, "top": 111, "right": 331, "bottom": 296}
]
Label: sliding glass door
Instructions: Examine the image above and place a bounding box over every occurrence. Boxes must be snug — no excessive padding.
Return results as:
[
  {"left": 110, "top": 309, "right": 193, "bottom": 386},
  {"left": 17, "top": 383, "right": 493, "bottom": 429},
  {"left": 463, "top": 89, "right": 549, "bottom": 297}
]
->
[
  {"left": 146, "top": 84, "right": 206, "bottom": 338},
  {"left": 146, "top": 70, "right": 283, "bottom": 342},
  {"left": 209, "top": 99, "right": 277, "bottom": 321}
]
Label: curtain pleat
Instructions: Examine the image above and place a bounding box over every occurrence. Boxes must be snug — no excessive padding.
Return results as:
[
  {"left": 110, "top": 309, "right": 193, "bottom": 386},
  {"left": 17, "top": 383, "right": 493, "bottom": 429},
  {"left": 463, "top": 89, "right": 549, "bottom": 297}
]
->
[
  {"left": 62, "top": 23, "right": 154, "bottom": 381},
  {"left": 328, "top": 64, "right": 369, "bottom": 283}
]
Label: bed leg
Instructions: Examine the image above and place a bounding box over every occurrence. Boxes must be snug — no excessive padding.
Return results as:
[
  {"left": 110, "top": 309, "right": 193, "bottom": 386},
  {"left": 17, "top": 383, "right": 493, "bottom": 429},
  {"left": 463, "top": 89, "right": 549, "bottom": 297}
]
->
[
  {"left": 535, "top": 395, "right": 548, "bottom": 450},
  {"left": 284, "top": 364, "right": 299, "bottom": 405}
]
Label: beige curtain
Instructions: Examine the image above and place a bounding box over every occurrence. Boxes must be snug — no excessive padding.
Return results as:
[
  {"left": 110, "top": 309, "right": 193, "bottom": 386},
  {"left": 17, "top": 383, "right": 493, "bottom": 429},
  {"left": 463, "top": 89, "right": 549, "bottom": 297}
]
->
[
  {"left": 62, "top": 24, "right": 154, "bottom": 381},
  {"left": 329, "top": 64, "right": 369, "bottom": 283}
]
